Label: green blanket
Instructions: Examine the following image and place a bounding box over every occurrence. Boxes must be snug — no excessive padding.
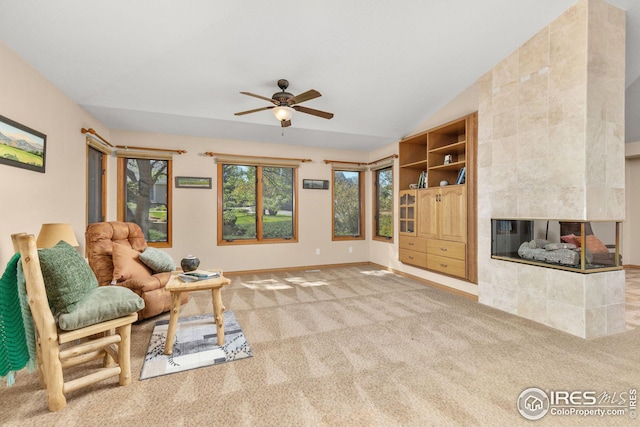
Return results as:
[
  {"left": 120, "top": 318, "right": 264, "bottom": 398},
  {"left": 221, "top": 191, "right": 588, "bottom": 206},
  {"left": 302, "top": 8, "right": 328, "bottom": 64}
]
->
[{"left": 0, "top": 253, "right": 36, "bottom": 386}]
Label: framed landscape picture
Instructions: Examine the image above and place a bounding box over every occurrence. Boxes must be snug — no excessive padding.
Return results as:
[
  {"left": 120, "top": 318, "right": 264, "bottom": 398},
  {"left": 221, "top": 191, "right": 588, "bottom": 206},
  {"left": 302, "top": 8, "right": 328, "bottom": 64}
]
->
[
  {"left": 175, "top": 176, "right": 212, "bottom": 189},
  {"left": 302, "top": 179, "right": 329, "bottom": 190},
  {"left": 0, "top": 115, "right": 46, "bottom": 173}
]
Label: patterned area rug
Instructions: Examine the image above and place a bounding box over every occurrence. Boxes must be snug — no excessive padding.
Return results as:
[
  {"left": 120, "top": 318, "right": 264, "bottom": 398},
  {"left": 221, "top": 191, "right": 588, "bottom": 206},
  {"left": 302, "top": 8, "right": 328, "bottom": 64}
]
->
[{"left": 140, "top": 310, "right": 252, "bottom": 380}]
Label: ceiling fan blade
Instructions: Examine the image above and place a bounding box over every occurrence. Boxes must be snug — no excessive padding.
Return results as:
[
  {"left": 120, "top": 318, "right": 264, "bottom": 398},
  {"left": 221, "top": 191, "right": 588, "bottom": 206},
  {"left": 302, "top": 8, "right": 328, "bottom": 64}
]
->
[
  {"left": 287, "top": 89, "right": 321, "bottom": 105},
  {"left": 234, "top": 106, "right": 274, "bottom": 116},
  {"left": 240, "top": 91, "right": 277, "bottom": 104},
  {"left": 281, "top": 120, "right": 291, "bottom": 128},
  {"left": 293, "top": 105, "right": 334, "bottom": 119}
]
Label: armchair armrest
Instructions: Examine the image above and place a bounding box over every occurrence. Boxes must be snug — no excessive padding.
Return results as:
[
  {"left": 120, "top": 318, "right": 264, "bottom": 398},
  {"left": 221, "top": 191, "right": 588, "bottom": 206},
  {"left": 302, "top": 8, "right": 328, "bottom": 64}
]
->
[{"left": 119, "top": 272, "right": 171, "bottom": 293}]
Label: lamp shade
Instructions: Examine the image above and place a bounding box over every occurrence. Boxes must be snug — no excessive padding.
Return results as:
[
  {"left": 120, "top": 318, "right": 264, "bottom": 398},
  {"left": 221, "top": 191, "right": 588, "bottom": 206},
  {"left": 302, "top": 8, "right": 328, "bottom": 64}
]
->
[
  {"left": 272, "top": 106, "right": 294, "bottom": 122},
  {"left": 36, "top": 223, "right": 79, "bottom": 248}
]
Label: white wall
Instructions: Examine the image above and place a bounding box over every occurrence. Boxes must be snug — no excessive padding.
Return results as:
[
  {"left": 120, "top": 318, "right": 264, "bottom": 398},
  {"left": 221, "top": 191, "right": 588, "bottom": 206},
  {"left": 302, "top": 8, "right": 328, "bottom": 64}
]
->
[
  {"left": 0, "top": 41, "right": 111, "bottom": 266},
  {"left": 110, "top": 130, "right": 372, "bottom": 272},
  {"left": 0, "top": 37, "right": 379, "bottom": 273},
  {"left": 625, "top": 141, "right": 640, "bottom": 265},
  {"left": 0, "top": 38, "right": 482, "bottom": 296},
  {"left": 0, "top": 36, "right": 371, "bottom": 270},
  {"left": 626, "top": 76, "right": 640, "bottom": 142}
]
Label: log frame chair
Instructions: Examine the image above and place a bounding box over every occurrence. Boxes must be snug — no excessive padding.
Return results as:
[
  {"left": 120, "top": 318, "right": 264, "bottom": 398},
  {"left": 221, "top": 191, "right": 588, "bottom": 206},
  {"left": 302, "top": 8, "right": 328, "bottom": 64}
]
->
[{"left": 12, "top": 233, "right": 137, "bottom": 412}]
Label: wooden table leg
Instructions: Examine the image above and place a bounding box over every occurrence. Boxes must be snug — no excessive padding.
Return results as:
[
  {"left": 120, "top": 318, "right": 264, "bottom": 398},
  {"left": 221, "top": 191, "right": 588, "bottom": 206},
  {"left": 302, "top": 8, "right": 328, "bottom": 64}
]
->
[
  {"left": 164, "top": 291, "right": 183, "bottom": 355},
  {"left": 212, "top": 288, "right": 225, "bottom": 346}
]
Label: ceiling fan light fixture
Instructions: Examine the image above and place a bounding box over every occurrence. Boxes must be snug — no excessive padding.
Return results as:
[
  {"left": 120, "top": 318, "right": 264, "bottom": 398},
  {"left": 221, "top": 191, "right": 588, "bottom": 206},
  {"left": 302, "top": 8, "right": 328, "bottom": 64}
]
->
[
  {"left": 236, "top": 80, "right": 331, "bottom": 124},
  {"left": 273, "top": 106, "right": 294, "bottom": 122}
]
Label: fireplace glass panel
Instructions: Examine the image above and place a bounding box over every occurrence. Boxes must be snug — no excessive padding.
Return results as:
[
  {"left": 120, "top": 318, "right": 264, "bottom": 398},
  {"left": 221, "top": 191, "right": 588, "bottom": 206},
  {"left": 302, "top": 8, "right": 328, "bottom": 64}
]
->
[{"left": 491, "top": 219, "right": 621, "bottom": 273}]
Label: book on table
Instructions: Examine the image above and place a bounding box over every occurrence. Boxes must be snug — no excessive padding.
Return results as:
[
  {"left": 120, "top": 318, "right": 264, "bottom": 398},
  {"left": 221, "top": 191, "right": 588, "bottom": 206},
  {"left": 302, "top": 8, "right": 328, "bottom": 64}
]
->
[{"left": 179, "top": 270, "right": 220, "bottom": 281}]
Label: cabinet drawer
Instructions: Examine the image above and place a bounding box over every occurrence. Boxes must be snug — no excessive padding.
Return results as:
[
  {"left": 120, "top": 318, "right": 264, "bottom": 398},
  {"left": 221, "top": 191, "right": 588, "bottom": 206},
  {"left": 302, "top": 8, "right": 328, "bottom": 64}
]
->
[
  {"left": 399, "top": 249, "right": 427, "bottom": 268},
  {"left": 426, "top": 239, "right": 466, "bottom": 261},
  {"left": 427, "top": 254, "right": 466, "bottom": 278},
  {"left": 399, "top": 236, "right": 427, "bottom": 252}
]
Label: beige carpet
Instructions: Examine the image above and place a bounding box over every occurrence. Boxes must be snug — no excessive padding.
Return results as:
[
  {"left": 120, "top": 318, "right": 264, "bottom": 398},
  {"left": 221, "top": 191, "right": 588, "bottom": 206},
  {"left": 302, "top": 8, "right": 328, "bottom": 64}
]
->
[{"left": 2, "top": 265, "right": 640, "bottom": 427}]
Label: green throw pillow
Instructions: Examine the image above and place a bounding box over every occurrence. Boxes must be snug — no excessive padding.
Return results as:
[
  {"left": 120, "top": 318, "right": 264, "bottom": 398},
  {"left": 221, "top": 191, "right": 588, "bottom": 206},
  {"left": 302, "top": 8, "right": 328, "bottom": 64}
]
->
[
  {"left": 57, "top": 286, "right": 144, "bottom": 331},
  {"left": 139, "top": 247, "right": 176, "bottom": 273},
  {"left": 38, "top": 241, "right": 98, "bottom": 316}
]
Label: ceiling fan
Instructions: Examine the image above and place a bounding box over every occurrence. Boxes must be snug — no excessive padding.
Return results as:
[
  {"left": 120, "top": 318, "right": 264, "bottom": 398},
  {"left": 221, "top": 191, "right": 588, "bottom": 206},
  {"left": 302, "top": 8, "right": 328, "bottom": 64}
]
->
[{"left": 234, "top": 79, "right": 334, "bottom": 127}]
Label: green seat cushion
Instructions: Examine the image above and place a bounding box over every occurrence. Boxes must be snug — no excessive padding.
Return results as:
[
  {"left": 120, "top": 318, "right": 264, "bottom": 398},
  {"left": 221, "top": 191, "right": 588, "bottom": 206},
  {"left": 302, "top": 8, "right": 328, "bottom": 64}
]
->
[
  {"left": 58, "top": 286, "right": 145, "bottom": 331},
  {"left": 38, "top": 241, "right": 98, "bottom": 316},
  {"left": 139, "top": 247, "right": 176, "bottom": 273}
]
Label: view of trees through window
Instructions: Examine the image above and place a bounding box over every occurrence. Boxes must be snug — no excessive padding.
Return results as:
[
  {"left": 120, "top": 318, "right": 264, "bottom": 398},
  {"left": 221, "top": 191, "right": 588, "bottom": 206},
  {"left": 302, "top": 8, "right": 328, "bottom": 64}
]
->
[
  {"left": 220, "top": 164, "right": 295, "bottom": 242},
  {"left": 375, "top": 166, "right": 393, "bottom": 239},
  {"left": 87, "top": 145, "right": 105, "bottom": 224},
  {"left": 122, "top": 158, "right": 170, "bottom": 243},
  {"left": 333, "top": 170, "right": 363, "bottom": 238}
]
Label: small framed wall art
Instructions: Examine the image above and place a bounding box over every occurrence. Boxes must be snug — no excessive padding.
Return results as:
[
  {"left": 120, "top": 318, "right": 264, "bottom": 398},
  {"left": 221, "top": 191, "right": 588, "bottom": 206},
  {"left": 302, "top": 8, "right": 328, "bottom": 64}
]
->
[
  {"left": 175, "top": 176, "right": 212, "bottom": 189},
  {"left": 303, "top": 179, "right": 329, "bottom": 190},
  {"left": 0, "top": 114, "right": 46, "bottom": 173}
]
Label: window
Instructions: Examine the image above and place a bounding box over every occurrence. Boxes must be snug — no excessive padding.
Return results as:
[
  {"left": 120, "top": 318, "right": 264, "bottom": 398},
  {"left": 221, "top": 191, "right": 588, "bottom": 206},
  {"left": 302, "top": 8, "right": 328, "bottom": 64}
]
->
[
  {"left": 118, "top": 157, "right": 172, "bottom": 246},
  {"left": 87, "top": 145, "right": 106, "bottom": 224},
  {"left": 333, "top": 169, "right": 364, "bottom": 240},
  {"left": 218, "top": 164, "right": 297, "bottom": 244},
  {"left": 373, "top": 166, "right": 393, "bottom": 241}
]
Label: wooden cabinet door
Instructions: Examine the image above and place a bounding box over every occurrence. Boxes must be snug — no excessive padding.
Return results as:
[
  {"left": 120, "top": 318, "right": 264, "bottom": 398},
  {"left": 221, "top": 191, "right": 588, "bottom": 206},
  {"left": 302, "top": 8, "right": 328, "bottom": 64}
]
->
[
  {"left": 417, "top": 188, "right": 439, "bottom": 239},
  {"left": 439, "top": 186, "right": 467, "bottom": 242}
]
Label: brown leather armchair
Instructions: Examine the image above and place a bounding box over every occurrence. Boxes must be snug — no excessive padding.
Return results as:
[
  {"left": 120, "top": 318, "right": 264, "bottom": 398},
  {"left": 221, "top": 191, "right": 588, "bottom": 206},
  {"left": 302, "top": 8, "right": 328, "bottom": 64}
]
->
[{"left": 85, "top": 221, "right": 187, "bottom": 320}]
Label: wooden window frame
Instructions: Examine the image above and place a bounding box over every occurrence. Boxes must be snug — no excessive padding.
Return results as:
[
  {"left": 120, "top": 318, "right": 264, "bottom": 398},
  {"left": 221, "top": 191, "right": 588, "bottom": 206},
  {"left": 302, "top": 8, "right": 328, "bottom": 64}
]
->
[
  {"left": 372, "top": 165, "right": 394, "bottom": 243},
  {"left": 117, "top": 156, "right": 172, "bottom": 248},
  {"left": 217, "top": 163, "right": 298, "bottom": 245},
  {"left": 332, "top": 169, "right": 365, "bottom": 241}
]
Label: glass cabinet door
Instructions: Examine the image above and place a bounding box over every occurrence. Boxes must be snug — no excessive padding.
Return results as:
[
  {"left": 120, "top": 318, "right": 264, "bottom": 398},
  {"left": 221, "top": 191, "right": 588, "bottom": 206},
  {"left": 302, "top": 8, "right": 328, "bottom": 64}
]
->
[{"left": 399, "top": 190, "right": 417, "bottom": 236}]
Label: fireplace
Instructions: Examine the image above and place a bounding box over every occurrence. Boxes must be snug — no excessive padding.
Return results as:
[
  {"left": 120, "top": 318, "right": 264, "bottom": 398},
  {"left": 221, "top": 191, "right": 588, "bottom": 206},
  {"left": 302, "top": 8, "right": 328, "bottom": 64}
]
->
[
  {"left": 491, "top": 219, "right": 621, "bottom": 273},
  {"left": 475, "top": 0, "right": 626, "bottom": 338}
]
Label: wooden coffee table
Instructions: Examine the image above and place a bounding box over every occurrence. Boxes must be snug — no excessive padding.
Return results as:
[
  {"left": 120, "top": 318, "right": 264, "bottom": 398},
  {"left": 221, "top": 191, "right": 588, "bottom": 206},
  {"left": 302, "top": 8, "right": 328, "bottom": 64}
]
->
[{"left": 163, "top": 270, "right": 231, "bottom": 355}]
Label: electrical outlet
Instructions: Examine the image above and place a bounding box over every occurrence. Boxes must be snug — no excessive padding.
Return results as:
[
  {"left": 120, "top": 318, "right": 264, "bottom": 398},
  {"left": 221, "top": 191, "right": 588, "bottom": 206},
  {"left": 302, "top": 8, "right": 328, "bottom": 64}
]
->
[
  {"left": 348, "top": 247, "right": 353, "bottom": 253},
  {"left": 316, "top": 248, "right": 320, "bottom": 255}
]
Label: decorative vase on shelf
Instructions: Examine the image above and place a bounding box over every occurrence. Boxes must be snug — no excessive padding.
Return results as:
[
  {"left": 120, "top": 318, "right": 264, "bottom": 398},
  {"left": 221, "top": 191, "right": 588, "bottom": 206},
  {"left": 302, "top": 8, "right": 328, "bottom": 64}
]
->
[{"left": 180, "top": 255, "right": 200, "bottom": 272}]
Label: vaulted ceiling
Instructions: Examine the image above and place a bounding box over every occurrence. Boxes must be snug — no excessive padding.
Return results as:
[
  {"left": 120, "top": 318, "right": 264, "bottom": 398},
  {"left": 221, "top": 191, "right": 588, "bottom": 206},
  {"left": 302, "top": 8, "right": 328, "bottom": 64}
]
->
[{"left": 1, "top": 0, "right": 638, "bottom": 150}]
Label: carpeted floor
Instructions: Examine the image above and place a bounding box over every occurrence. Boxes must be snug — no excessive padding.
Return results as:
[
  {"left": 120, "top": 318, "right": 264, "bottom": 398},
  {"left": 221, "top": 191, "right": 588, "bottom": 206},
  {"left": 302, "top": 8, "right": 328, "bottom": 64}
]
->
[{"left": 2, "top": 264, "right": 640, "bottom": 426}]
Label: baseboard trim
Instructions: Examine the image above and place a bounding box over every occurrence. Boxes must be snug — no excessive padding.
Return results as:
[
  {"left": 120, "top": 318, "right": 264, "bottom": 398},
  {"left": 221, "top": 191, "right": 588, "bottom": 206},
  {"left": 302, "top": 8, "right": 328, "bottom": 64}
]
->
[
  {"left": 224, "top": 262, "right": 373, "bottom": 276},
  {"left": 370, "top": 263, "right": 478, "bottom": 301},
  {"left": 624, "top": 264, "right": 640, "bottom": 270},
  {"left": 225, "top": 261, "right": 478, "bottom": 302}
]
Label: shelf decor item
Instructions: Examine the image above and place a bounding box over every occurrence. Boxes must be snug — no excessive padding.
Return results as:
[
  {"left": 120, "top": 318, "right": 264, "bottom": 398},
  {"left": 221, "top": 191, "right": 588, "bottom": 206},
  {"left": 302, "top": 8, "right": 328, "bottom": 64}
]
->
[
  {"left": 0, "top": 114, "right": 46, "bottom": 173},
  {"left": 417, "top": 170, "right": 427, "bottom": 188}
]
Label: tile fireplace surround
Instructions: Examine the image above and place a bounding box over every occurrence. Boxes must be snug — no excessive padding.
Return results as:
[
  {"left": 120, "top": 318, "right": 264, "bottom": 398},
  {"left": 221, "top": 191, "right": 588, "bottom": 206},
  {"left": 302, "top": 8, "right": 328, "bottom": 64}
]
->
[{"left": 476, "top": 0, "right": 626, "bottom": 338}]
